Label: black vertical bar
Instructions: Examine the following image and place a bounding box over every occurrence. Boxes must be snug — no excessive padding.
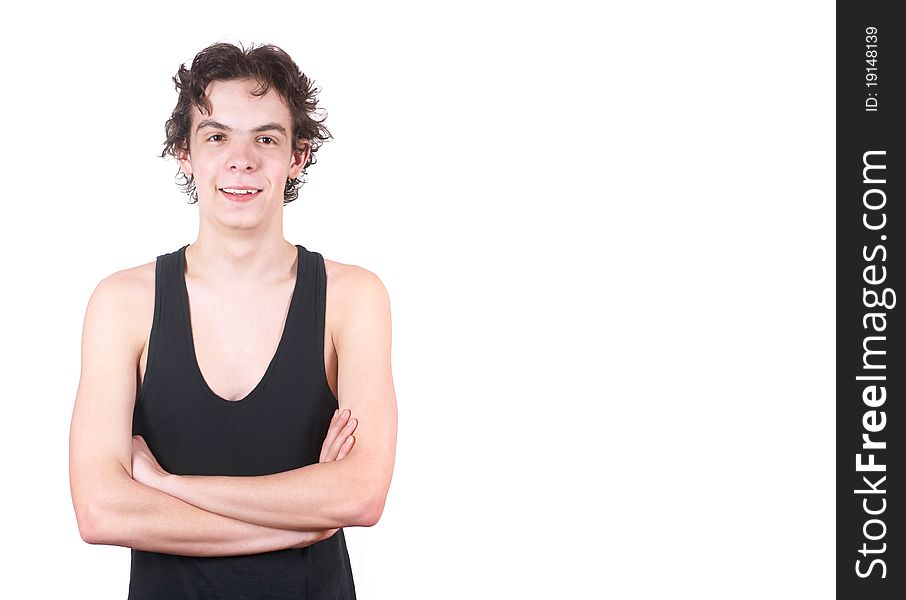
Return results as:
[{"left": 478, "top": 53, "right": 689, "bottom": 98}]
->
[{"left": 837, "top": 4, "right": 903, "bottom": 597}]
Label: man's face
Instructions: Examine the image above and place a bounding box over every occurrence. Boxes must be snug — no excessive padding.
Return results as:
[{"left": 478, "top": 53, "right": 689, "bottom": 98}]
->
[{"left": 178, "top": 78, "right": 307, "bottom": 227}]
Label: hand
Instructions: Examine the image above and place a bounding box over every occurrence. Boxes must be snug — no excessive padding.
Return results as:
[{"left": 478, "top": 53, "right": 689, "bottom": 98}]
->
[
  {"left": 131, "top": 435, "right": 170, "bottom": 488},
  {"left": 319, "top": 409, "right": 357, "bottom": 463}
]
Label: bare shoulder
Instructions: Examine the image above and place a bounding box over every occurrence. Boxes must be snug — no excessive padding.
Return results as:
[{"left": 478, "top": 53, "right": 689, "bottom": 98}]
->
[
  {"left": 322, "top": 257, "right": 392, "bottom": 339},
  {"left": 324, "top": 256, "right": 389, "bottom": 302},
  {"left": 92, "top": 260, "right": 155, "bottom": 308},
  {"left": 85, "top": 260, "right": 156, "bottom": 350}
]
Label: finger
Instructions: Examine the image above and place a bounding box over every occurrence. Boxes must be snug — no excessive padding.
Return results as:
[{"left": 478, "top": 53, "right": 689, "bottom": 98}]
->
[
  {"left": 318, "top": 409, "right": 344, "bottom": 461},
  {"left": 319, "top": 410, "right": 349, "bottom": 462},
  {"left": 326, "top": 417, "right": 357, "bottom": 461},
  {"left": 322, "top": 416, "right": 356, "bottom": 462},
  {"left": 336, "top": 435, "right": 355, "bottom": 460},
  {"left": 323, "top": 418, "right": 356, "bottom": 463}
]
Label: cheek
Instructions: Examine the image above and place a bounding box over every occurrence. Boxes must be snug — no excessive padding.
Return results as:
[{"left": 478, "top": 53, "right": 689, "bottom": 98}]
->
[{"left": 188, "top": 155, "right": 220, "bottom": 181}]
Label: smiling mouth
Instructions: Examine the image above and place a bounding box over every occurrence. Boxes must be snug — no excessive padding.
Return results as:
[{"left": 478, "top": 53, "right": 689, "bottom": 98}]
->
[{"left": 219, "top": 188, "right": 263, "bottom": 202}]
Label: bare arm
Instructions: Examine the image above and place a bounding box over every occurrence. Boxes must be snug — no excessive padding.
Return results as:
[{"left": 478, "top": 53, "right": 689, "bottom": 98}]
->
[
  {"left": 68, "top": 273, "right": 345, "bottom": 556},
  {"left": 133, "top": 267, "right": 398, "bottom": 531}
]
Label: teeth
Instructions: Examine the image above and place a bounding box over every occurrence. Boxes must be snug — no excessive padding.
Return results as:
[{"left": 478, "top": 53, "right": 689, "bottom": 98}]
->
[{"left": 222, "top": 188, "right": 257, "bottom": 195}]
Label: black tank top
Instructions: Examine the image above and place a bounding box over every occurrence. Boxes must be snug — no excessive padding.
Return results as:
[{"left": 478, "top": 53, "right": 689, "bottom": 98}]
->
[{"left": 129, "top": 243, "right": 355, "bottom": 600}]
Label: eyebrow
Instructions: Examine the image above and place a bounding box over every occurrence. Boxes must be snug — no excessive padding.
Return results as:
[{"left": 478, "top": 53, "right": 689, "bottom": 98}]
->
[{"left": 196, "top": 119, "right": 288, "bottom": 136}]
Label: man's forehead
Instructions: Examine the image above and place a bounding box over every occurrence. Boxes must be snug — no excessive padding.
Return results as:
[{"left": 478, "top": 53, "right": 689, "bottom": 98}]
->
[{"left": 191, "top": 78, "right": 292, "bottom": 130}]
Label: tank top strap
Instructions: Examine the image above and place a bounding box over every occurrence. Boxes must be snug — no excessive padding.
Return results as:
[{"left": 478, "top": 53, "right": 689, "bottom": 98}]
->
[
  {"left": 137, "top": 244, "right": 191, "bottom": 402},
  {"left": 274, "top": 245, "right": 334, "bottom": 402},
  {"left": 289, "top": 245, "right": 323, "bottom": 330}
]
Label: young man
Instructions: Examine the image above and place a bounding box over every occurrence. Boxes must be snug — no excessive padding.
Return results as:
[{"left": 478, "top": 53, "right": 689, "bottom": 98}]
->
[{"left": 68, "top": 43, "right": 397, "bottom": 599}]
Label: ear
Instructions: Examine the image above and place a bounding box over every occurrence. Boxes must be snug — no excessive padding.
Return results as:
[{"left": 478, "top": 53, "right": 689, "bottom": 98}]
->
[
  {"left": 176, "top": 143, "right": 193, "bottom": 177},
  {"left": 288, "top": 140, "right": 311, "bottom": 179}
]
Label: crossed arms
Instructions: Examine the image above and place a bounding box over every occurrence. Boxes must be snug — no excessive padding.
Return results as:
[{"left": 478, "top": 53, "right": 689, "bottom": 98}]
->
[{"left": 68, "top": 265, "right": 397, "bottom": 557}]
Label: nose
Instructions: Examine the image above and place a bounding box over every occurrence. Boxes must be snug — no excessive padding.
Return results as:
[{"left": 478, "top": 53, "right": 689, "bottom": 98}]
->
[{"left": 227, "top": 141, "right": 257, "bottom": 171}]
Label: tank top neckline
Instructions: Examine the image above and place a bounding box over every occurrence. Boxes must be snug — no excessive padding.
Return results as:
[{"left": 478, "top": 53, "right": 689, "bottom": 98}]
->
[{"left": 176, "top": 244, "right": 305, "bottom": 407}]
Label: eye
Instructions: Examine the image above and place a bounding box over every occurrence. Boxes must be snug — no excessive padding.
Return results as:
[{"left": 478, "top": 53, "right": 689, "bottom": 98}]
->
[
  {"left": 207, "top": 134, "right": 225, "bottom": 142},
  {"left": 258, "top": 136, "right": 276, "bottom": 145}
]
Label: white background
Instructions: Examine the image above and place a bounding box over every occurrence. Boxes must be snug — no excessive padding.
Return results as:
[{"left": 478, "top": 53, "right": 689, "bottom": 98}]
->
[{"left": 0, "top": 1, "right": 834, "bottom": 598}]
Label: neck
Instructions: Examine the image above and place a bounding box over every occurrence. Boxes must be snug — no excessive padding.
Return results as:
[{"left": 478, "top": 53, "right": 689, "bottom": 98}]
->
[{"left": 185, "top": 233, "right": 298, "bottom": 289}]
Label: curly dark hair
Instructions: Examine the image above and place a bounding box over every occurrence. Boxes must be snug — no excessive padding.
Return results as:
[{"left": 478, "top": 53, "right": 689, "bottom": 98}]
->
[{"left": 161, "top": 42, "right": 331, "bottom": 204}]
